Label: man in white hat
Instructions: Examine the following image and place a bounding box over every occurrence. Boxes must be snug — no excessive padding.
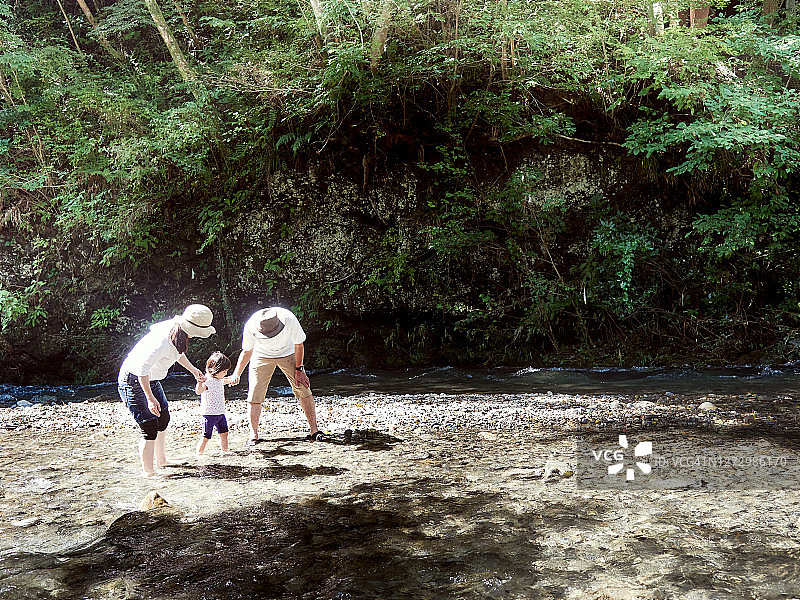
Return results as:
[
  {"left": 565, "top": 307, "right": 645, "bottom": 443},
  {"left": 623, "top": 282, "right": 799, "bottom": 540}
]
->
[{"left": 228, "top": 306, "right": 327, "bottom": 444}]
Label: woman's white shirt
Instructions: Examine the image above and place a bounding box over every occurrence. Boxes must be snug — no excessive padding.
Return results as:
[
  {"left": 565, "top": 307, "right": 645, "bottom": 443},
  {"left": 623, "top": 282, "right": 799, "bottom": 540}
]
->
[{"left": 121, "top": 319, "right": 181, "bottom": 381}]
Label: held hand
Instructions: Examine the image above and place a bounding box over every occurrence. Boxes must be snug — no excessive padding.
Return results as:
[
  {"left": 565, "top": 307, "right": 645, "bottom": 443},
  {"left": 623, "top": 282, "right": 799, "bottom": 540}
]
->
[
  {"left": 194, "top": 370, "right": 206, "bottom": 383},
  {"left": 228, "top": 373, "right": 240, "bottom": 386}
]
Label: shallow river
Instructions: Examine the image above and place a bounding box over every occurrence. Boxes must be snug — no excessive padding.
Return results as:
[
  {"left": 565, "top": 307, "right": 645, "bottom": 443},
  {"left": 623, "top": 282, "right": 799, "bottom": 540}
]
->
[{"left": 3, "top": 364, "right": 800, "bottom": 405}]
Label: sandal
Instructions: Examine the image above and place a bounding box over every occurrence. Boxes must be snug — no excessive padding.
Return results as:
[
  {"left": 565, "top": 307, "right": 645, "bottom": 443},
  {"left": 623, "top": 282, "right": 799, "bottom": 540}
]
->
[{"left": 307, "top": 431, "right": 330, "bottom": 442}]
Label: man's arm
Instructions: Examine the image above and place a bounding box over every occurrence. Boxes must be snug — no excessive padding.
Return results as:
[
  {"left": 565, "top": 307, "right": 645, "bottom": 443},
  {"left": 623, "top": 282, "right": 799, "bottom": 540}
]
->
[
  {"left": 228, "top": 349, "right": 253, "bottom": 386},
  {"left": 294, "top": 343, "right": 310, "bottom": 388}
]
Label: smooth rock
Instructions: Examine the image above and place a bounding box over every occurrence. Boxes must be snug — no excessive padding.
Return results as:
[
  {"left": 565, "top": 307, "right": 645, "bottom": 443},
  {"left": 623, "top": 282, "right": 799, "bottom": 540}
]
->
[
  {"left": 407, "top": 452, "right": 431, "bottom": 460},
  {"left": 631, "top": 401, "right": 656, "bottom": 409},
  {"left": 699, "top": 402, "right": 717, "bottom": 411},
  {"left": 15, "top": 400, "right": 33, "bottom": 407},
  {"left": 478, "top": 431, "right": 497, "bottom": 441},
  {"left": 87, "top": 395, "right": 115, "bottom": 403}
]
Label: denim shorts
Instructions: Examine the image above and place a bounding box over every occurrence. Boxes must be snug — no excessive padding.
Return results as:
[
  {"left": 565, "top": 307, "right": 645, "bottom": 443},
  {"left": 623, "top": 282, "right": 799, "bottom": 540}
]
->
[{"left": 118, "top": 372, "right": 170, "bottom": 438}]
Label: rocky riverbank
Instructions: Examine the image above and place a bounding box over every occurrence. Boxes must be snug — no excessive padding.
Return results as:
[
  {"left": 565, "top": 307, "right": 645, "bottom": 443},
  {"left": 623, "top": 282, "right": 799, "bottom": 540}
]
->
[
  {"left": 1, "top": 392, "right": 799, "bottom": 599},
  {"left": 2, "top": 390, "right": 798, "bottom": 435}
]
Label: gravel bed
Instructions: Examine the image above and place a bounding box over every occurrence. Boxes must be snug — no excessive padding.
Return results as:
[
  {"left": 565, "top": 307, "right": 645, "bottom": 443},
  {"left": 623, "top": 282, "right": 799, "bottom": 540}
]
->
[{"left": 1, "top": 392, "right": 796, "bottom": 437}]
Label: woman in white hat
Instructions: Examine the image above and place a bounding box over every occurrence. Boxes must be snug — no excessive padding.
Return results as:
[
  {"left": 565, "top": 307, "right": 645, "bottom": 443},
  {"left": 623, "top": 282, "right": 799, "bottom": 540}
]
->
[{"left": 117, "top": 304, "right": 215, "bottom": 477}]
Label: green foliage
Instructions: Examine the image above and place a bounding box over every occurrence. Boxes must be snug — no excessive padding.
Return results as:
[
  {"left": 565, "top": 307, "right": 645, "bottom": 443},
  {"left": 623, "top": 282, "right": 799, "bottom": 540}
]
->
[
  {"left": 89, "top": 306, "right": 122, "bottom": 330},
  {"left": 624, "top": 13, "right": 800, "bottom": 194},
  {"left": 3, "top": 0, "right": 800, "bottom": 371},
  {"left": 0, "top": 281, "right": 49, "bottom": 331},
  {"left": 587, "top": 215, "right": 658, "bottom": 316},
  {"left": 351, "top": 228, "right": 415, "bottom": 302},
  {"left": 692, "top": 193, "right": 800, "bottom": 260}
]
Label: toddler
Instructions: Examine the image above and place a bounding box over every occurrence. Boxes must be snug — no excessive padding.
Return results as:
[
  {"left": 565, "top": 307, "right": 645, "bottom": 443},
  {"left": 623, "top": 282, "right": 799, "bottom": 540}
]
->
[{"left": 195, "top": 351, "right": 233, "bottom": 455}]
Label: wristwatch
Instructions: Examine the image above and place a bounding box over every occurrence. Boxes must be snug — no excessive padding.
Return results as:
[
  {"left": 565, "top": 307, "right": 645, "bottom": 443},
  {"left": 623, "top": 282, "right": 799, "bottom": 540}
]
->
[{"left": 295, "top": 365, "right": 305, "bottom": 372}]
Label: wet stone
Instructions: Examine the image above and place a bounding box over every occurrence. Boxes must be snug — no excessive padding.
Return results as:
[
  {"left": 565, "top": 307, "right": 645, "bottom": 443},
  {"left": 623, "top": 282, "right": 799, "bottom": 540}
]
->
[{"left": 30, "top": 395, "right": 59, "bottom": 405}]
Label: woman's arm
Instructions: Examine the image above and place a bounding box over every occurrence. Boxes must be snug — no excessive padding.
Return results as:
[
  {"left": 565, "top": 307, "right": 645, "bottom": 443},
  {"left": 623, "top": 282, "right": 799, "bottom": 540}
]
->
[
  {"left": 177, "top": 353, "right": 204, "bottom": 382},
  {"left": 137, "top": 375, "right": 161, "bottom": 417}
]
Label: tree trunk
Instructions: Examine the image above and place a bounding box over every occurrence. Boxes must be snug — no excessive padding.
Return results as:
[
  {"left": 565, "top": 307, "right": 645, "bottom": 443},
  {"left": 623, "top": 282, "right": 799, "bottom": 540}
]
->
[
  {"left": 499, "top": 0, "right": 509, "bottom": 79},
  {"left": 143, "top": 0, "right": 203, "bottom": 100},
  {"left": 787, "top": 0, "right": 797, "bottom": 15},
  {"left": 309, "top": 0, "right": 326, "bottom": 38},
  {"left": 170, "top": 0, "right": 201, "bottom": 49},
  {"left": 55, "top": 0, "right": 82, "bottom": 52},
  {"left": 75, "top": 0, "right": 126, "bottom": 63},
  {"left": 369, "top": 0, "right": 393, "bottom": 71},
  {"left": 690, "top": 5, "right": 709, "bottom": 28},
  {"left": 648, "top": 2, "right": 665, "bottom": 35}
]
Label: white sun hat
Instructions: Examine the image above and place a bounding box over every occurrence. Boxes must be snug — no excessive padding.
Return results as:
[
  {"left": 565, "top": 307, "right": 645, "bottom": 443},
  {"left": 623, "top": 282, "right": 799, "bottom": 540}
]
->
[{"left": 177, "top": 304, "right": 216, "bottom": 338}]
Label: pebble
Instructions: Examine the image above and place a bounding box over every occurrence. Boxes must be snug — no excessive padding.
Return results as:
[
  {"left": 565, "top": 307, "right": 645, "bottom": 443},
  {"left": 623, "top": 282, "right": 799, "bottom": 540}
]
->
[{"left": 139, "top": 492, "right": 170, "bottom": 511}]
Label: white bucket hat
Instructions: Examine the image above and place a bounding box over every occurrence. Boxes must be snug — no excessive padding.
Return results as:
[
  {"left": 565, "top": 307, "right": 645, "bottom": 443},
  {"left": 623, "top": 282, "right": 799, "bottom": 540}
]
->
[{"left": 177, "top": 304, "right": 216, "bottom": 338}]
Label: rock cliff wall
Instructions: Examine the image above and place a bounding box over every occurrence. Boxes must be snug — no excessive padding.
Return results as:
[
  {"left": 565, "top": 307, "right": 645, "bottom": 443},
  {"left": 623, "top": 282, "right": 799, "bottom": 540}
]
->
[{"left": 0, "top": 146, "right": 684, "bottom": 384}]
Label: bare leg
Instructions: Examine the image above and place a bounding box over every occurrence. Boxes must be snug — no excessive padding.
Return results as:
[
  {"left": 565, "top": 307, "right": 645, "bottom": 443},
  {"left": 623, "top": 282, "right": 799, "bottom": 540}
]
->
[
  {"left": 248, "top": 402, "right": 262, "bottom": 440},
  {"left": 299, "top": 394, "right": 319, "bottom": 434},
  {"left": 196, "top": 436, "right": 209, "bottom": 455},
  {"left": 220, "top": 432, "right": 231, "bottom": 454},
  {"left": 155, "top": 430, "right": 170, "bottom": 466},
  {"left": 139, "top": 439, "right": 156, "bottom": 477}
]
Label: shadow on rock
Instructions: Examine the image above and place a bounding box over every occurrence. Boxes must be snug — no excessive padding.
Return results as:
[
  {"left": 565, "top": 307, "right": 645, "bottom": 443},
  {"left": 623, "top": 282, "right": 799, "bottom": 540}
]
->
[
  {"left": 3, "top": 478, "right": 797, "bottom": 599},
  {"left": 161, "top": 463, "right": 347, "bottom": 481},
  {"left": 0, "top": 480, "right": 546, "bottom": 600},
  {"left": 270, "top": 429, "right": 403, "bottom": 452}
]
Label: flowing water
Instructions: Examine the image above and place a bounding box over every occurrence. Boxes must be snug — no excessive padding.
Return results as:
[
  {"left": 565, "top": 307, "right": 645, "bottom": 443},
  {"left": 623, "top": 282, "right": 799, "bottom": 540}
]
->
[
  {"left": 3, "top": 364, "right": 800, "bottom": 405},
  {"left": 1, "top": 366, "right": 799, "bottom": 599}
]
